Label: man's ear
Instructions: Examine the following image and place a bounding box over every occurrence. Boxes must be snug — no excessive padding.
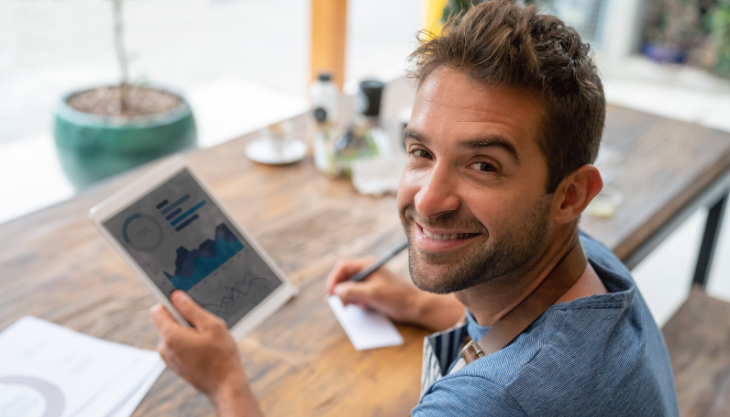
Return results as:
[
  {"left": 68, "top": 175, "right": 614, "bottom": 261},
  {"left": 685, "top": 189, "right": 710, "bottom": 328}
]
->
[{"left": 552, "top": 165, "right": 603, "bottom": 224}]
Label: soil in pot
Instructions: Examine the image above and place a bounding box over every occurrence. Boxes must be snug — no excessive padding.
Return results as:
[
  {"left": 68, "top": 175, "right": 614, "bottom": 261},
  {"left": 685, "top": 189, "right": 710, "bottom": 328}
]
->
[
  {"left": 66, "top": 85, "right": 183, "bottom": 117},
  {"left": 55, "top": 85, "right": 196, "bottom": 188}
]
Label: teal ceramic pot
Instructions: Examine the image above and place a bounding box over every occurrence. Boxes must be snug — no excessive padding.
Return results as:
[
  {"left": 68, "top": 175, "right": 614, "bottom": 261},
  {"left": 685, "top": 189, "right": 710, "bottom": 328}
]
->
[{"left": 54, "top": 87, "right": 196, "bottom": 188}]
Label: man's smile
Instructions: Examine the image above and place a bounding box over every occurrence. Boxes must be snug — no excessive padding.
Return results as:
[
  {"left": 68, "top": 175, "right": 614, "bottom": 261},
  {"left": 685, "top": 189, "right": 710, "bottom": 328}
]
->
[{"left": 415, "top": 223, "right": 483, "bottom": 252}]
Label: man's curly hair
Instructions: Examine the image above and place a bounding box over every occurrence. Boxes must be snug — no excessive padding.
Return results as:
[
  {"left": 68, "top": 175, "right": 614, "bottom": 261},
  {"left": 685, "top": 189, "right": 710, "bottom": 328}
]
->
[{"left": 409, "top": 0, "right": 605, "bottom": 193}]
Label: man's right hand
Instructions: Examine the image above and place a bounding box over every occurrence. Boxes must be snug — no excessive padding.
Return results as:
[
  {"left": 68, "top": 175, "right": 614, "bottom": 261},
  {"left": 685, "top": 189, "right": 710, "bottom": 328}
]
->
[{"left": 326, "top": 258, "right": 465, "bottom": 331}]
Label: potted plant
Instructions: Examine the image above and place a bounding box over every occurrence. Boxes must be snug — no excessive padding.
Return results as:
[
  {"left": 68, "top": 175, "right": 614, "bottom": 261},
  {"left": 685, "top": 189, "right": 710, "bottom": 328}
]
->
[{"left": 54, "top": 0, "right": 196, "bottom": 189}]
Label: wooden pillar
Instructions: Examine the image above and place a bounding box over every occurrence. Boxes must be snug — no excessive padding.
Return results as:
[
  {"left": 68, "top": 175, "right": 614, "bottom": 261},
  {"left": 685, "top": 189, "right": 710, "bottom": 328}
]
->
[{"left": 310, "top": 0, "right": 347, "bottom": 90}]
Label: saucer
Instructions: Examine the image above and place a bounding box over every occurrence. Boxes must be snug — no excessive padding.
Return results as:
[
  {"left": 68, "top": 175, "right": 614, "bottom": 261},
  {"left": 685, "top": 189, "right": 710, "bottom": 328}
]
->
[{"left": 244, "top": 137, "right": 307, "bottom": 165}]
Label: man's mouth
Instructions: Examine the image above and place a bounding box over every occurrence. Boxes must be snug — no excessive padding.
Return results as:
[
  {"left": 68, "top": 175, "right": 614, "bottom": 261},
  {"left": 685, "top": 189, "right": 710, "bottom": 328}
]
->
[
  {"left": 415, "top": 223, "right": 482, "bottom": 251},
  {"left": 420, "top": 226, "right": 480, "bottom": 241}
]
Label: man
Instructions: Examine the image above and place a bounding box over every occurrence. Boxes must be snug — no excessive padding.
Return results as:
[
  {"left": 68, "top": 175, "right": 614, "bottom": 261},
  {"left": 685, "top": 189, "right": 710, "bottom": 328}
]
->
[{"left": 151, "top": 1, "right": 680, "bottom": 415}]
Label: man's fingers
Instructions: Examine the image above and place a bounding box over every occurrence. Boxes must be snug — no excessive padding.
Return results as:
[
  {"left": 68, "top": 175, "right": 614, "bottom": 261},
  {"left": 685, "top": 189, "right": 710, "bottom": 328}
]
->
[
  {"left": 326, "top": 258, "right": 376, "bottom": 294},
  {"left": 333, "top": 281, "right": 373, "bottom": 306},
  {"left": 150, "top": 303, "right": 181, "bottom": 336},
  {"left": 170, "top": 290, "right": 218, "bottom": 328}
]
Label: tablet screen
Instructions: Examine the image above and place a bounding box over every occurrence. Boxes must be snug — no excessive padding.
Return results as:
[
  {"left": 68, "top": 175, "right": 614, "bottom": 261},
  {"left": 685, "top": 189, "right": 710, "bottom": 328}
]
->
[{"left": 103, "top": 168, "right": 284, "bottom": 328}]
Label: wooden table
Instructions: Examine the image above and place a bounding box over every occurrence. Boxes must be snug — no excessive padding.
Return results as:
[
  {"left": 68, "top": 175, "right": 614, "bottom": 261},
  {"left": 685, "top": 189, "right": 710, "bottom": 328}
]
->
[{"left": 2, "top": 78, "right": 730, "bottom": 416}]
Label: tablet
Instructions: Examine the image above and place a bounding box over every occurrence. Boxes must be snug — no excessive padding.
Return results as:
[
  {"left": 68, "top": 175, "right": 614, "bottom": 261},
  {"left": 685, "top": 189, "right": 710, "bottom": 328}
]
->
[{"left": 89, "top": 156, "right": 297, "bottom": 340}]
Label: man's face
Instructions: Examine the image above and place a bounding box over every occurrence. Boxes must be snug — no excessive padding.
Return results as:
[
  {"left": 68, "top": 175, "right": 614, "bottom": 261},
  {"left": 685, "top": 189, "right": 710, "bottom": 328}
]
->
[{"left": 399, "top": 68, "right": 555, "bottom": 294}]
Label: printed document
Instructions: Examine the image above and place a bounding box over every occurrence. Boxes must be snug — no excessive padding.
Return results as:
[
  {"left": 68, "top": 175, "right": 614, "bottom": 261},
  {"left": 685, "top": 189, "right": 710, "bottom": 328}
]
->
[{"left": 0, "top": 316, "right": 165, "bottom": 417}]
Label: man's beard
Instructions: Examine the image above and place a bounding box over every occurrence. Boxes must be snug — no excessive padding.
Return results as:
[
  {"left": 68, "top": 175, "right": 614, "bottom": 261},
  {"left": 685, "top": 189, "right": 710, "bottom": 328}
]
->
[{"left": 402, "top": 196, "right": 552, "bottom": 294}]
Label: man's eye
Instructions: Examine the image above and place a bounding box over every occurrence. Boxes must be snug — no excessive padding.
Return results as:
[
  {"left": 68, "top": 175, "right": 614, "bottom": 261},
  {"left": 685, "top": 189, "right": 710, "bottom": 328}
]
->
[
  {"left": 410, "top": 149, "right": 433, "bottom": 160},
  {"left": 470, "top": 162, "right": 496, "bottom": 172}
]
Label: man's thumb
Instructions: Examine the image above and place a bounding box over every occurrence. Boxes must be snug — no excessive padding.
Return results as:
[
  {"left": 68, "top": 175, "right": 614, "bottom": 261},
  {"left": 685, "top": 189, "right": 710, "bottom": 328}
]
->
[
  {"left": 171, "top": 290, "right": 215, "bottom": 327},
  {"left": 333, "top": 282, "right": 370, "bottom": 306}
]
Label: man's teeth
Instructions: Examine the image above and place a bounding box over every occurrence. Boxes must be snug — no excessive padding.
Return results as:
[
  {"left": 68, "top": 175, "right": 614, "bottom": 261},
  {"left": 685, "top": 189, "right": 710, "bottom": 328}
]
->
[{"left": 422, "top": 228, "right": 472, "bottom": 240}]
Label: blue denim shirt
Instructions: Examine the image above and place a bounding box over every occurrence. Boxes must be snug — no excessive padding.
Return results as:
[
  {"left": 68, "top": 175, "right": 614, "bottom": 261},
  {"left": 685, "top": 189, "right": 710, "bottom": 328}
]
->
[{"left": 413, "top": 232, "right": 679, "bottom": 416}]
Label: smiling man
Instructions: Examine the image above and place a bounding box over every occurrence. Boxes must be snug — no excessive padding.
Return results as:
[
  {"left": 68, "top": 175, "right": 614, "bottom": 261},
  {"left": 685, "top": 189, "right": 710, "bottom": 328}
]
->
[{"left": 150, "top": 2, "right": 680, "bottom": 416}]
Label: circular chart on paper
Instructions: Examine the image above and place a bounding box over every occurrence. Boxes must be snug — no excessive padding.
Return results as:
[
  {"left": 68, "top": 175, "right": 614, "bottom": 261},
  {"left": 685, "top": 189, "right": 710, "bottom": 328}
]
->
[
  {"left": 121, "top": 214, "right": 164, "bottom": 252},
  {"left": 0, "top": 376, "right": 65, "bottom": 417}
]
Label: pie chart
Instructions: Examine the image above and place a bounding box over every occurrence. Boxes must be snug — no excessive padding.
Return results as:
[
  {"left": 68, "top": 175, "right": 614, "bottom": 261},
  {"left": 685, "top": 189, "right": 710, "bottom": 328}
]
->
[
  {"left": 0, "top": 376, "right": 65, "bottom": 417},
  {"left": 122, "top": 213, "right": 164, "bottom": 251}
]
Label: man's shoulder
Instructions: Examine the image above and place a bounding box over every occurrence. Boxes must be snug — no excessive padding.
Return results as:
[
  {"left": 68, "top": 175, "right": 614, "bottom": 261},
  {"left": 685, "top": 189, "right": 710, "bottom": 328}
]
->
[
  {"left": 439, "top": 300, "right": 626, "bottom": 389},
  {"left": 414, "top": 374, "right": 527, "bottom": 417},
  {"left": 417, "top": 232, "right": 679, "bottom": 416},
  {"left": 420, "top": 302, "right": 677, "bottom": 416}
]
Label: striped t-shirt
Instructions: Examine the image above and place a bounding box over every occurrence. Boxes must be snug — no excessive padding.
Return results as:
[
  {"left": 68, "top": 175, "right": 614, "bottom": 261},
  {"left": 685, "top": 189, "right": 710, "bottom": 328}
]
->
[{"left": 413, "top": 232, "right": 679, "bottom": 416}]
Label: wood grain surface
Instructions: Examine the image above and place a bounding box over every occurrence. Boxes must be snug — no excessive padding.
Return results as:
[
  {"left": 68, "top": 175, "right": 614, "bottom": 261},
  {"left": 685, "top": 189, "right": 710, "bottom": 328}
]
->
[
  {"left": 1, "top": 77, "right": 730, "bottom": 416},
  {"left": 663, "top": 288, "right": 730, "bottom": 417}
]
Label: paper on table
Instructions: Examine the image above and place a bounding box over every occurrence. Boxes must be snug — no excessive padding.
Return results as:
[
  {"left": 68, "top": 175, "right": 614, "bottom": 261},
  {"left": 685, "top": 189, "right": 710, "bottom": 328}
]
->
[
  {"left": 80, "top": 355, "right": 165, "bottom": 417},
  {"left": 328, "top": 295, "right": 403, "bottom": 350},
  {"left": 0, "top": 316, "right": 164, "bottom": 417},
  {"left": 108, "top": 360, "right": 166, "bottom": 417}
]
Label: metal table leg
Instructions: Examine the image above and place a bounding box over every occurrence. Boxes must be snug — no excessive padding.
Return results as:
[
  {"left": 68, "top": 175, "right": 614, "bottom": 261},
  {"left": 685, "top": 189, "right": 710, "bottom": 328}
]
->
[{"left": 692, "top": 191, "right": 729, "bottom": 288}]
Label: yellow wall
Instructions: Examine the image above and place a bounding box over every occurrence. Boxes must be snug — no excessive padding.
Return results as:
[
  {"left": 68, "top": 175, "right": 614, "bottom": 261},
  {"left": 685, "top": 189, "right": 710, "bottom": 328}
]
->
[{"left": 423, "top": 0, "right": 448, "bottom": 34}]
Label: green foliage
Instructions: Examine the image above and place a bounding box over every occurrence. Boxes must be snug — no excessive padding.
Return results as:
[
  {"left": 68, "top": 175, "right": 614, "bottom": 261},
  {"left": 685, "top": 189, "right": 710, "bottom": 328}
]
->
[
  {"left": 710, "top": 0, "right": 730, "bottom": 77},
  {"left": 441, "top": 0, "right": 479, "bottom": 22},
  {"left": 440, "top": 0, "right": 543, "bottom": 23},
  {"left": 642, "top": 0, "right": 702, "bottom": 50}
]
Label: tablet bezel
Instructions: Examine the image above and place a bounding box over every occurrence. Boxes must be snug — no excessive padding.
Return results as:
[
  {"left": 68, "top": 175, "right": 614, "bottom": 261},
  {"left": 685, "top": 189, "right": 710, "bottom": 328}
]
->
[{"left": 89, "top": 155, "right": 298, "bottom": 340}]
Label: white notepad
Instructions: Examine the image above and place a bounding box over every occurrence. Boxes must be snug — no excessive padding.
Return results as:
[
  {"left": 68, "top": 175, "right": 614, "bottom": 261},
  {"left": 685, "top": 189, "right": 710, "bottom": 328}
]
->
[{"left": 328, "top": 295, "right": 404, "bottom": 350}]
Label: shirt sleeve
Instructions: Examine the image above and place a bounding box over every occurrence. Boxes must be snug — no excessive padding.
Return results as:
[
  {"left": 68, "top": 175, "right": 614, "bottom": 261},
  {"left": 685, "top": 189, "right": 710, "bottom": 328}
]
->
[{"left": 412, "top": 375, "right": 527, "bottom": 417}]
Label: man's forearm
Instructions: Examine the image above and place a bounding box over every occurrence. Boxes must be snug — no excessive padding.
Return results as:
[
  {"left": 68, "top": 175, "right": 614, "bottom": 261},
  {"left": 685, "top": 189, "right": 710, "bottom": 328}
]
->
[{"left": 210, "top": 374, "right": 264, "bottom": 417}]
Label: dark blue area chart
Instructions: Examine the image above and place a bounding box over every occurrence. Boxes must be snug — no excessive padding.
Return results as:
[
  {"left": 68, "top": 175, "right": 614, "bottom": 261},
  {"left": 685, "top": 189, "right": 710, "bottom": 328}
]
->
[
  {"left": 165, "top": 223, "right": 244, "bottom": 291},
  {"left": 103, "top": 169, "right": 283, "bottom": 327}
]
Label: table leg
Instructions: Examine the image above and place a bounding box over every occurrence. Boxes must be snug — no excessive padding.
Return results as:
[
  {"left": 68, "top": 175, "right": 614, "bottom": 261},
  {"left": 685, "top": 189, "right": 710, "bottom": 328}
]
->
[{"left": 692, "top": 191, "right": 729, "bottom": 288}]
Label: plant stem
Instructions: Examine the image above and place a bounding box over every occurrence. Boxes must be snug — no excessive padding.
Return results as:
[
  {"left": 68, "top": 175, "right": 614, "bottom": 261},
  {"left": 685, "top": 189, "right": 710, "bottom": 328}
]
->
[{"left": 113, "top": 0, "right": 129, "bottom": 113}]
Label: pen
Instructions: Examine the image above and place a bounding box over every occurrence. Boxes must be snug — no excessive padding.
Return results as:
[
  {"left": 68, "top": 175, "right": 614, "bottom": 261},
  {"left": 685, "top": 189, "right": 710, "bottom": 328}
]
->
[{"left": 349, "top": 241, "right": 409, "bottom": 283}]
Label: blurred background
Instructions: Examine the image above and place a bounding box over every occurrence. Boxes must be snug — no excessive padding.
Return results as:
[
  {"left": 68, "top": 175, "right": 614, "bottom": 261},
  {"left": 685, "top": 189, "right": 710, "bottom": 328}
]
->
[{"left": 2, "top": 0, "right": 730, "bottom": 326}]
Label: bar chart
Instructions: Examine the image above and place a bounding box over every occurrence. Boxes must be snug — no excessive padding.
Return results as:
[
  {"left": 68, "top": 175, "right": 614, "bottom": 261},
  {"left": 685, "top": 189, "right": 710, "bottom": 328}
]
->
[{"left": 156, "top": 194, "right": 206, "bottom": 232}]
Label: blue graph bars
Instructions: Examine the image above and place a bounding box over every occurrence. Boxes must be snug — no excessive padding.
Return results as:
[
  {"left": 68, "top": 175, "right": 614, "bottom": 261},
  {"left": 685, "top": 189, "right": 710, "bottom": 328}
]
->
[
  {"left": 170, "top": 200, "right": 206, "bottom": 226},
  {"left": 174, "top": 214, "right": 199, "bottom": 232},
  {"left": 165, "top": 208, "right": 182, "bottom": 220},
  {"left": 156, "top": 193, "right": 206, "bottom": 233},
  {"left": 161, "top": 195, "right": 190, "bottom": 215}
]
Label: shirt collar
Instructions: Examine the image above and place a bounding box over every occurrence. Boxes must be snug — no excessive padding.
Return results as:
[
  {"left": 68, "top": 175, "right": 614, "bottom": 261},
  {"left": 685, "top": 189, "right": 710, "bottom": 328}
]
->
[
  {"left": 465, "top": 309, "right": 491, "bottom": 342},
  {"left": 463, "top": 254, "right": 636, "bottom": 343}
]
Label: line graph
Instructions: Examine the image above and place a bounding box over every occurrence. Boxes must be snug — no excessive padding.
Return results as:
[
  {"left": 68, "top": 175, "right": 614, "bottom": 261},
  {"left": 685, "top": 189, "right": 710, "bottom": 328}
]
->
[{"left": 201, "top": 272, "right": 266, "bottom": 315}]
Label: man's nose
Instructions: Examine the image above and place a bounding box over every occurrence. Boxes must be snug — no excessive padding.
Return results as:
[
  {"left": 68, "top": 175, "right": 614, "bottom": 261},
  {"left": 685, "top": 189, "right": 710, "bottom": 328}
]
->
[{"left": 414, "top": 163, "right": 460, "bottom": 217}]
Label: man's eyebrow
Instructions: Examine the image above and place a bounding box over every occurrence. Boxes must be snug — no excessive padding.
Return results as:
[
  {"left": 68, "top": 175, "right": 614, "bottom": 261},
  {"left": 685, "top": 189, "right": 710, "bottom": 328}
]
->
[
  {"left": 403, "top": 129, "right": 428, "bottom": 145},
  {"left": 461, "top": 136, "right": 520, "bottom": 164},
  {"left": 403, "top": 130, "right": 520, "bottom": 164}
]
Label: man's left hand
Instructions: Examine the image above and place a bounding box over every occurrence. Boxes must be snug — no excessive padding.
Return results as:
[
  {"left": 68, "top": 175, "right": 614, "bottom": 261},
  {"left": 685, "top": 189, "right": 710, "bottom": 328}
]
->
[{"left": 150, "top": 290, "right": 262, "bottom": 417}]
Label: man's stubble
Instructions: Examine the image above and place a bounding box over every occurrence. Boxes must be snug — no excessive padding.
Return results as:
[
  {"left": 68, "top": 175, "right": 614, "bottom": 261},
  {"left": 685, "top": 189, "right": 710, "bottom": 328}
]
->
[{"left": 403, "top": 195, "right": 552, "bottom": 294}]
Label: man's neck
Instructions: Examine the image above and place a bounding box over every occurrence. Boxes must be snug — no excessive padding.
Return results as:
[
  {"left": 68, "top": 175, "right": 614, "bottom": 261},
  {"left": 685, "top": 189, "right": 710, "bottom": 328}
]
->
[{"left": 454, "top": 226, "right": 604, "bottom": 328}]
